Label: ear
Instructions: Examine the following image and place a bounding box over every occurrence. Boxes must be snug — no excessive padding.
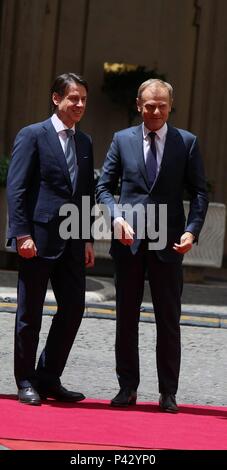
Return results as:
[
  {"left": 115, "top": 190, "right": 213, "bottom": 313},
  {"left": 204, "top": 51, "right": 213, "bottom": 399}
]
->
[
  {"left": 52, "top": 92, "right": 61, "bottom": 107},
  {"left": 136, "top": 97, "right": 141, "bottom": 113},
  {"left": 169, "top": 98, "right": 173, "bottom": 112}
]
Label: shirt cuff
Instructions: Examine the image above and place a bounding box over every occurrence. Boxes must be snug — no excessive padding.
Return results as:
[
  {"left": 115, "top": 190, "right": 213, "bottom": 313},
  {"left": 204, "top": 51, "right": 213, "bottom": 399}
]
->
[{"left": 16, "top": 235, "right": 31, "bottom": 240}]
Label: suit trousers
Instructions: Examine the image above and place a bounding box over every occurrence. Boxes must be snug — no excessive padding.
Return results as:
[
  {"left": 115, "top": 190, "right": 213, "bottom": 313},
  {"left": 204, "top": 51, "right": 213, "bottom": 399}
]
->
[
  {"left": 14, "top": 240, "right": 85, "bottom": 389},
  {"left": 112, "top": 240, "right": 183, "bottom": 394}
]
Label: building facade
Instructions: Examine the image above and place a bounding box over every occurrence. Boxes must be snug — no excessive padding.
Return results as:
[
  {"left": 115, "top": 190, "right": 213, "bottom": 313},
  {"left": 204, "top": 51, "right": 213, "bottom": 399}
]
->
[{"left": 0, "top": 0, "right": 227, "bottom": 254}]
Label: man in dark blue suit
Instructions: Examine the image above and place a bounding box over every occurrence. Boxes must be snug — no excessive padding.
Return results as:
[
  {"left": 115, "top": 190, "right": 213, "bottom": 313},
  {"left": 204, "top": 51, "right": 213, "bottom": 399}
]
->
[
  {"left": 96, "top": 79, "right": 208, "bottom": 412},
  {"left": 7, "top": 73, "right": 95, "bottom": 405}
]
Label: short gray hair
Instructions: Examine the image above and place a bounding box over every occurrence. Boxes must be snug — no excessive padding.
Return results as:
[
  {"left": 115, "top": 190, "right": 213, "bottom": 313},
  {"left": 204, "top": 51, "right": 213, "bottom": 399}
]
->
[{"left": 137, "top": 79, "right": 173, "bottom": 102}]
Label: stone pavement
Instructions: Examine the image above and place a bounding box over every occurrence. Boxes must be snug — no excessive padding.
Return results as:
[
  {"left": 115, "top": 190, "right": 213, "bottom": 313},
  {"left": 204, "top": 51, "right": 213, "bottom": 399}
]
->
[
  {"left": 0, "top": 313, "right": 227, "bottom": 407},
  {"left": 0, "top": 267, "right": 227, "bottom": 407},
  {"left": 1, "top": 268, "right": 227, "bottom": 327}
]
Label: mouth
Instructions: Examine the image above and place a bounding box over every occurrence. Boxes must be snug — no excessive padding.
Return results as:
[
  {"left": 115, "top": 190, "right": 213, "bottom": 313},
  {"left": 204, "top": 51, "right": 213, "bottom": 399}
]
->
[{"left": 73, "top": 111, "right": 83, "bottom": 117}]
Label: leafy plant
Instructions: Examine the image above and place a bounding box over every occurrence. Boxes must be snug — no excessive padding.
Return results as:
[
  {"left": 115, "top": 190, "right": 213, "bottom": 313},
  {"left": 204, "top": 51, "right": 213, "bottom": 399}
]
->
[
  {"left": 102, "top": 62, "right": 166, "bottom": 125},
  {"left": 206, "top": 179, "right": 215, "bottom": 198},
  {"left": 0, "top": 156, "right": 10, "bottom": 188}
]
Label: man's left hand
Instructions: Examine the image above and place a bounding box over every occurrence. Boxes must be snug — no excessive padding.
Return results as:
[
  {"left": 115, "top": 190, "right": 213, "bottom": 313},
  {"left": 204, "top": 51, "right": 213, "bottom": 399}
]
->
[
  {"left": 173, "top": 232, "right": 195, "bottom": 254},
  {"left": 85, "top": 242, "right": 95, "bottom": 268}
]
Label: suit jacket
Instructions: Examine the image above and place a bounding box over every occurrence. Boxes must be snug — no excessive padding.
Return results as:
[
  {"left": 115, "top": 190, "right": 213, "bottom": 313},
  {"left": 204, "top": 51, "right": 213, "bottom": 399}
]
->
[
  {"left": 96, "top": 124, "right": 208, "bottom": 262},
  {"left": 7, "top": 118, "right": 94, "bottom": 258}
]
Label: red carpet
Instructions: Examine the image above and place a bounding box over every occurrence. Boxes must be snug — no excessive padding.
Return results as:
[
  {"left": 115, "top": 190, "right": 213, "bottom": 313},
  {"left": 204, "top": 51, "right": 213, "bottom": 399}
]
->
[{"left": 0, "top": 395, "right": 227, "bottom": 450}]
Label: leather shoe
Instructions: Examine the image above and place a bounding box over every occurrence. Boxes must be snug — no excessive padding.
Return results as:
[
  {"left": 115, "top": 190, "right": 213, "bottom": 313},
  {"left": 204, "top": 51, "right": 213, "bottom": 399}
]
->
[
  {"left": 111, "top": 388, "right": 137, "bottom": 407},
  {"left": 38, "top": 384, "right": 85, "bottom": 402},
  {"left": 159, "top": 393, "right": 179, "bottom": 413},
  {"left": 18, "top": 386, "right": 41, "bottom": 406}
]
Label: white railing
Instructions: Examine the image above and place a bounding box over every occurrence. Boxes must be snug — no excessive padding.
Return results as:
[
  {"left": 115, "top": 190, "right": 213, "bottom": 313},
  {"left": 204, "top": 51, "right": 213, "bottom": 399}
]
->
[
  {"left": 1, "top": 189, "right": 226, "bottom": 268},
  {"left": 94, "top": 202, "right": 226, "bottom": 268},
  {"left": 183, "top": 202, "right": 226, "bottom": 268}
]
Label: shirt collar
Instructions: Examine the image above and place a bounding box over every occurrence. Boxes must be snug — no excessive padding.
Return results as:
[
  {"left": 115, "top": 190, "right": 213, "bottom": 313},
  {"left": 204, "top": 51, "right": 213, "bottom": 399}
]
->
[
  {"left": 51, "top": 113, "right": 76, "bottom": 134},
  {"left": 143, "top": 122, "right": 168, "bottom": 140}
]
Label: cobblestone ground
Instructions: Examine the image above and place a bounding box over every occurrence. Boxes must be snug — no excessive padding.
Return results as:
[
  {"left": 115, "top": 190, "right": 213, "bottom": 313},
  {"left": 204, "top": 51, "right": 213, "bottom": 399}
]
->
[{"left": 0, "top": 313, "right": 226, "bottom": 406}]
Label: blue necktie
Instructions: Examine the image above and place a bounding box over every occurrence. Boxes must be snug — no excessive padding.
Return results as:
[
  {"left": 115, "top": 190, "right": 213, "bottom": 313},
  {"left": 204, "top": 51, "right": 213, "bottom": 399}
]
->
[
  {"left": 146, "top": 131, "right": 157, "bottom": 187},
  {"left": 65, "top": 129, "right": 77, "bottom": 188}
]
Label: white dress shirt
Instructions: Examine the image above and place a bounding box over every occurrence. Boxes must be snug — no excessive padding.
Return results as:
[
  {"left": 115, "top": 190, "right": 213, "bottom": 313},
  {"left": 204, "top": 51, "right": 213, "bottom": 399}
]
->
[{"left": 51, "top": 113, "right": 76, "bottom": 153}]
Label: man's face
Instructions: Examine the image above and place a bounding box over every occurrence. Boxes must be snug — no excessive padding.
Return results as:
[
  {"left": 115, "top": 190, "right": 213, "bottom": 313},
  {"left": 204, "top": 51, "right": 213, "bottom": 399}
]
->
[
  {"left": 52, "top": 82, "right": 87, "bottom": 127},
  {"left": 137, "top": 85, "right": 172, "bottom": 131}
]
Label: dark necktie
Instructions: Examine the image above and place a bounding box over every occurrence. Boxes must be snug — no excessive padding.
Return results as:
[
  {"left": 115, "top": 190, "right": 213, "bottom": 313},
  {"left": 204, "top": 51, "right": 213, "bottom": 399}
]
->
[
  {"left": 146, "top": 131, "right": 157, "bottom": 187},
  {"left": 65, "top": 128, "right": 77, "bottom": 188}
]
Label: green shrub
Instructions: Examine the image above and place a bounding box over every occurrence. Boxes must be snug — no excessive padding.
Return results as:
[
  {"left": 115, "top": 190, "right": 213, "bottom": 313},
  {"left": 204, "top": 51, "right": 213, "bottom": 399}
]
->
[
  {"left": 0, "top": 157, "right": 10, "bottom": 187},
  {"left": 102, "top": 62, "right": 166, "bottom": 125}
]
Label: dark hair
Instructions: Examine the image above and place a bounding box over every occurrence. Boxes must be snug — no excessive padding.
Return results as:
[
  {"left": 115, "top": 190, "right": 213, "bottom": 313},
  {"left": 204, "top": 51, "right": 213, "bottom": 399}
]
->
[{"left": 51, "top": 73, "right": 88, "bottom": 109}]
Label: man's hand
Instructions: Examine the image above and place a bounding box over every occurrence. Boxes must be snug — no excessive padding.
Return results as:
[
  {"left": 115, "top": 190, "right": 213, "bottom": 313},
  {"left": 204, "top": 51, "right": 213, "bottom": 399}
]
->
[
  {"left": 85, "top": 242, "right": 95, "bottom": 268},
  {"left": 17, "top": 236, "right": 37, "bottom": 258},
  {"left": 113, "top": 218, "right": 135, "bottom": 246},
  {"left": 173, "top": 231, "right": 195, "bottom": 254}
]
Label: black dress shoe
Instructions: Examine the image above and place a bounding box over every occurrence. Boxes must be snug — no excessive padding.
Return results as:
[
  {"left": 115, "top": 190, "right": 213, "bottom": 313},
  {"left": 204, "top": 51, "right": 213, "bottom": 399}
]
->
[
  {"left": 159, "top": 393, "right": 179, "bottom": 413},
  {"left": 111, "top": 388, "right": 137, "bottom": 407},
  {"left": 18, "top": 386, "right": 41, "bottom": 406},
  {"left": 38, "top": 384, "right": 85, "bottom": 402}
]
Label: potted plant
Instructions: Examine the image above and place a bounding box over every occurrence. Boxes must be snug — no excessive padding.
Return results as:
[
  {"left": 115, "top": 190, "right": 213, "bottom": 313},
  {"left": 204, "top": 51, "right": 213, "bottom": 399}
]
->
[
  {"left": 0, "top": 156, "right": 10, "bottom": 250},
  {"left": 102, "top": 62, "right": 166, "bottom": 126},
  {"left": 0, "top": 156, "right": 10, "bottom": 188}
]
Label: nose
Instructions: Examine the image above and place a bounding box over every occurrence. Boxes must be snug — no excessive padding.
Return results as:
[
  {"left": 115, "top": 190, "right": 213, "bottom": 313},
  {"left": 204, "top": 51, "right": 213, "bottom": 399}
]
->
[
  {"left": 75, "top": 98, "right": 85, "bottom": 108},
  {"left": 153, "top": 107, "right": 161, "bottom": 115}
]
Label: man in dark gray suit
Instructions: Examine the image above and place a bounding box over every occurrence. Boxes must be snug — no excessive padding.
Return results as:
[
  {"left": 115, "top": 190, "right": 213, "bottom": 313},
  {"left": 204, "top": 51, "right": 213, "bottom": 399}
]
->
[
  {"left": 7, "top": 73, "right": 95, "bottom": 405},
  {"left": 96, "top": 79, "right": 208, "bottom": 412}
]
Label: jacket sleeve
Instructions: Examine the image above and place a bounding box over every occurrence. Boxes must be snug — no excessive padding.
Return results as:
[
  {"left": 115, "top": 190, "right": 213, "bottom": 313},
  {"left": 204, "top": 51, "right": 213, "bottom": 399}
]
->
[
  {"left": 7, "top": 126, "right": 38, "bottom": 238},
  {"left": 184, "top": 136, "right": 209, "bottom": 238},
  {"left": 95, "top": 133, "right": 122, "bottom": 221}
]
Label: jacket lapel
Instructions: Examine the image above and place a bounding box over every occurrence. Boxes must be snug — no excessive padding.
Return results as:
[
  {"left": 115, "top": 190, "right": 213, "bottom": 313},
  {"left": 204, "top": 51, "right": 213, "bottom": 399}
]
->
[
  {"left": 154, "top": 125, "right": 179, "bottom": 186},
  {"left": 74, "top": 130, "right": 84, "bottom": 167},
  {"left": 130, "top": 125, "right": 150, "bottom": 187},
  {"left": 42, "top": 119, "right": 72, "bottom": 189}
]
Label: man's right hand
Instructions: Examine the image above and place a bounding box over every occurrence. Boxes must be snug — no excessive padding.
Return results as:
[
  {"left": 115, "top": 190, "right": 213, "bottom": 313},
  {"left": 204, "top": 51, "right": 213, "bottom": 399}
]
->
[
  {"left": 113, "top": 218, "right": 135, "bottom": 246},
  {"left": 17, "top": 236, "right": 37, "bottom": 258}
]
